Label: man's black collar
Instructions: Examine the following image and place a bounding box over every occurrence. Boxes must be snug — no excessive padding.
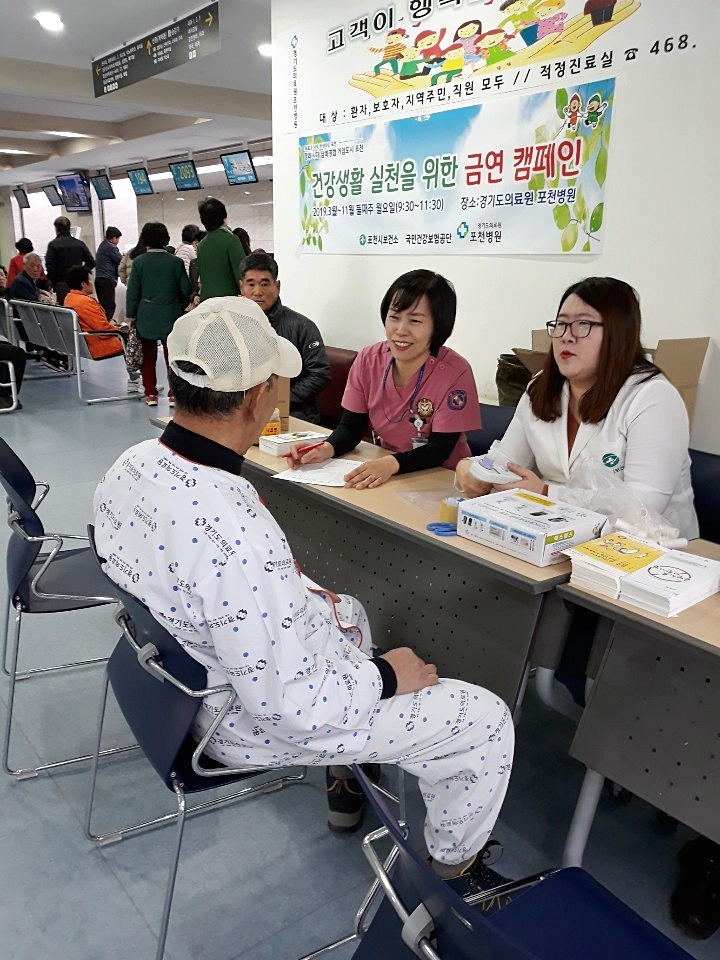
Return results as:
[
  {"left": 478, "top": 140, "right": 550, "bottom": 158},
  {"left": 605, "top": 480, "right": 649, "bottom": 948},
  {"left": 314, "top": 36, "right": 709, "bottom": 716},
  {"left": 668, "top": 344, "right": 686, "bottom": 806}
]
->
[
  {"left": 266, "top": 296, "right": 283, "bottom": 324},
  {"left": 160, "top": 420, "right": 245, "bottom": 476}
]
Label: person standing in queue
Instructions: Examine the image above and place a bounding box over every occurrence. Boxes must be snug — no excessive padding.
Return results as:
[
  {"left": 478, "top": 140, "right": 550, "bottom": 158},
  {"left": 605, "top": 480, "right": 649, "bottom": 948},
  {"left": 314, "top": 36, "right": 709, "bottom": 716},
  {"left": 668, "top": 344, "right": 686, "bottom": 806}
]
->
[
  {"left": 288, "top": 269, "right": 480, "bottom": 487},
  {"left": 126, "top": 222, "right": 193, "bottom": 407}
]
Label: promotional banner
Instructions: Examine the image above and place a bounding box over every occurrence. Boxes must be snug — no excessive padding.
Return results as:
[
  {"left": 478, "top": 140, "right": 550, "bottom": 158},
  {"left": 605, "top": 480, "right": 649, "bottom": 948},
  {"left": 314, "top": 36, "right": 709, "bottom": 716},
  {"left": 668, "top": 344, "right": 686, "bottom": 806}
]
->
[
  {"left": 299, "top": 78, "right": 612, "bottom": 256},
  {"left": 277, "top": 0, "right": 702, "bottom": 133}
]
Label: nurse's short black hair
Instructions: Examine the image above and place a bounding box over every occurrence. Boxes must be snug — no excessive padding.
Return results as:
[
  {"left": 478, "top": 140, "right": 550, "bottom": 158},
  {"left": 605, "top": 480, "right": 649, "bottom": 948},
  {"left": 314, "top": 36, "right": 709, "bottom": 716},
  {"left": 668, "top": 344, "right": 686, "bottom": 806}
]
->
[{"left": 380, "top": 269, "right": 456, "bottom": 354}]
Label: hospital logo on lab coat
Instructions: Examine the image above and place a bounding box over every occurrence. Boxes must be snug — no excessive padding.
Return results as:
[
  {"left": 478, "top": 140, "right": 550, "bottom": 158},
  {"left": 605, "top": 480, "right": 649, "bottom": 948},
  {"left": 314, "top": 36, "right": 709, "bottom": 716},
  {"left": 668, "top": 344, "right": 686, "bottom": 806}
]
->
[{"left": 602, "top": 453, "right": 620, "bottom": 468}]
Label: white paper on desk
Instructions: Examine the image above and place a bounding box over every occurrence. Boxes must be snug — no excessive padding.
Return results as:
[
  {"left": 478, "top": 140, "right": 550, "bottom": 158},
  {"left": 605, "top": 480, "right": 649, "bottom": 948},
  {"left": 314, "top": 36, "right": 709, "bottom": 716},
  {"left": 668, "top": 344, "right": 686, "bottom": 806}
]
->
[{"left": 273, "top": 459, "right": 359, "bottom": 487}]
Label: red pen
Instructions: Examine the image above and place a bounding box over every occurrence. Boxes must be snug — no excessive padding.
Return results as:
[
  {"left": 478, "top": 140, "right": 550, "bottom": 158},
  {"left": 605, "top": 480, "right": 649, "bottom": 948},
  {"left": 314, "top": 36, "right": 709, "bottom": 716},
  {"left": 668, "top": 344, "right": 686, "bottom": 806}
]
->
[{"left": 283, "top": 440, "right": 326, "bottom": 459}]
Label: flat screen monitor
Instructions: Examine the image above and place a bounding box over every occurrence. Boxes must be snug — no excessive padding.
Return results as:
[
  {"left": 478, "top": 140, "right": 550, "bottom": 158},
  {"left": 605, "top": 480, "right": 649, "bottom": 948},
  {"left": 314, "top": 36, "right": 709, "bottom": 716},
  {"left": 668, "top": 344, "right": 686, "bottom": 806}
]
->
[
  {"left": 42, "top": 184, "right": 64, "bottom": 206},
  {"left": 220, "top": 149, "right": 258, "bottom": 185},
  {"left": 168, "top": 160, "right": 202, "bottom": 191},
  {"left": 90, "top": 174, "right": 116, "bottom": 201},
  {"left": 57, "top": 173, "right": 91, "bottom": 213},
  {"left": 127, "top": 167, "right": 154, "bottom": 196},
  {"left": 12, "top": 187, "right": 30, "bottom": 209}
]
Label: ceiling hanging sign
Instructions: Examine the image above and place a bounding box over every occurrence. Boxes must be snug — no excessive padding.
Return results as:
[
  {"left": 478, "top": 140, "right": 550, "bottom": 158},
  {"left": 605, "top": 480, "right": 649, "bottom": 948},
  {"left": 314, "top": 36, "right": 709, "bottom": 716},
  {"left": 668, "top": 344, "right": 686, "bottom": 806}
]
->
[{"left": 91, "top": 2, "right": 220, "bottom": 97}]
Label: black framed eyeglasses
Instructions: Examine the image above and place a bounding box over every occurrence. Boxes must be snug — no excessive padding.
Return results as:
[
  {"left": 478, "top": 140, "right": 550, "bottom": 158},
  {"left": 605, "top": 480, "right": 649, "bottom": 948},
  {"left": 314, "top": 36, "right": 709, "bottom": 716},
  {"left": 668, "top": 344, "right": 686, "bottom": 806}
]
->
[{"left": 546, "top": 319, "right": 604, "bottom": 339}]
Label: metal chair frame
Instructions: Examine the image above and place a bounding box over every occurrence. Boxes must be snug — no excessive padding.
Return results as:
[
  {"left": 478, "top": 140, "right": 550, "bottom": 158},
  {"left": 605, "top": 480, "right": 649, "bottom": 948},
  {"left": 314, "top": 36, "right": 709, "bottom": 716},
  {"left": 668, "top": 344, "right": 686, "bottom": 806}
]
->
[
  {"left": 9, "top": 299, "right": 73, "bottom": 379},
  {"left": 84, "top": 582, "right": 307, "bottom": 960},
  {"left": 0, "top": 299, "right": 16, "bottom": 344},
  {"left": 59, "top": 307, "right": 139, "bottom": 404},
  {"left": 304, "top": 765, "right": 694, "bottom": 960},
  {"left": 0, "top": 439, "right": 128, "bottom": 778},
  {"left": 0, "top": 359, "right": 19, "bottom": 413}
]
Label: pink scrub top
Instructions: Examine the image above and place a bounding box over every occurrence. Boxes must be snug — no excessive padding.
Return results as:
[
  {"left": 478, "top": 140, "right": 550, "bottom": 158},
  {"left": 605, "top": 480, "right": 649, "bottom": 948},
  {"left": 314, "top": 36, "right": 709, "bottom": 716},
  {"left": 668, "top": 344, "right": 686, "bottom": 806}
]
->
[{"left": 342, "top": 342, "right": 480, "bottom": 469}]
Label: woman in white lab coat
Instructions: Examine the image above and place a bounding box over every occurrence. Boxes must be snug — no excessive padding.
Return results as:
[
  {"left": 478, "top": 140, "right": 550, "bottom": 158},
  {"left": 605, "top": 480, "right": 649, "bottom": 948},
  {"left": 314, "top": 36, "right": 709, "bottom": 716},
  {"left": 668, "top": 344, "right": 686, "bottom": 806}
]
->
[{"left": 456, "top": 276, "right": 698, "bottom": 539}]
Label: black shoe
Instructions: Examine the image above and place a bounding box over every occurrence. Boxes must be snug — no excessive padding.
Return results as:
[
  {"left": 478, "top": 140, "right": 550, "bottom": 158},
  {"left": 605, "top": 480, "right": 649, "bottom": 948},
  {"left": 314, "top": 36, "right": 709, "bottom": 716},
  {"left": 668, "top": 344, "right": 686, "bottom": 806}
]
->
[
  {"left": 447, "top": 847, "right": 513, "bottom": 911},
  {"left": 670, "top": 837, "right": 720, "bottom": 940},
  {"left": 326, "top": 763, "right": 381, "bottom": 834}
]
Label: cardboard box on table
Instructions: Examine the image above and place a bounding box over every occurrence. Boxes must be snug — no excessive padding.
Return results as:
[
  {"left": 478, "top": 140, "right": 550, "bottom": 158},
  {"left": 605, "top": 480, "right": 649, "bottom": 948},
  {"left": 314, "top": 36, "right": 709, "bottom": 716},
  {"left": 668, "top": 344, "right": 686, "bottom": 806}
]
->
[
  {"left": 276, "top": 376, "right": 290, "bottom": 430},
  {"left": 512, "top": 332, "right": 710, "bottom": 425},
  {"left": 458, "top": 489, "right": 607, "bottom": 567},
  {"left": 258, "top": 377, "right": 291, "bottom": 440}
]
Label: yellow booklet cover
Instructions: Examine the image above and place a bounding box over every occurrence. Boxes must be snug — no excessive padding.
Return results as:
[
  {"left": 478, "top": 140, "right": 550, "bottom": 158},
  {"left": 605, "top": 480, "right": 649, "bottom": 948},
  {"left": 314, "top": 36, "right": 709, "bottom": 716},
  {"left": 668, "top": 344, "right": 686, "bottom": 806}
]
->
[{"left": 570, "top": 532, "right": 665, "bottom": 573}]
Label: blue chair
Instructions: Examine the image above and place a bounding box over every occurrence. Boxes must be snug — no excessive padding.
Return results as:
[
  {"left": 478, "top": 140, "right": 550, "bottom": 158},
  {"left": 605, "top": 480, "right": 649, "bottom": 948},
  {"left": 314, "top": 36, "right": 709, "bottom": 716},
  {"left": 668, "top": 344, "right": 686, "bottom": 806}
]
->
[
  {"left": 85, "top": 526, "right": 306, "bottom": 960},
  {"left": 0, "top": 437, "right": 121, "bottom": 778},
  {"left": 303, "top": 764, "right": 694, "bottom": 960},
  {"left": 689, "top": 448, "right": 720, "bottom": 543},
  {"left": 466, "top": 403, "right": 516, "bottom": 457}
]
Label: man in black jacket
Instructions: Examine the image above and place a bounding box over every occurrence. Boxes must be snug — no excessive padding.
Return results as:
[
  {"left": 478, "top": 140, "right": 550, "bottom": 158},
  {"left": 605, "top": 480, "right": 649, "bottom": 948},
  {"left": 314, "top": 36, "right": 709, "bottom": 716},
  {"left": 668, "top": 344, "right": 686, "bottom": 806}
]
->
[
  {"left": 240, "top": 252, "right": 330, "bottom": 423},
  {"left": 94, "top": 226, "right": 122, "bottom": 319},
  {"left": 45, "top": 216, "right": 95, "bottom": 305}
]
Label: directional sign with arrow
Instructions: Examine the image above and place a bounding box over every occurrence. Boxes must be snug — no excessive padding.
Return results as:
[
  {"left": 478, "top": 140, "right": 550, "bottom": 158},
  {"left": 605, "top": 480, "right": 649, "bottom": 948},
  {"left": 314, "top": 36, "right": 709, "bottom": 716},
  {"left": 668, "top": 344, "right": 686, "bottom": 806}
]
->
[{"left": 91, "top": 3, "right": 220, "bottom": 98}]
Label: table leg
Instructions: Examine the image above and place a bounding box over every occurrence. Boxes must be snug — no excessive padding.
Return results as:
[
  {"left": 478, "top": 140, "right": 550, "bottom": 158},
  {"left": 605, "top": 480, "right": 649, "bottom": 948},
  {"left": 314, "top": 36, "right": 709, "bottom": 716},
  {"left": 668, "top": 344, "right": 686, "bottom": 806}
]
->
[{"left": 562, "top": 767, "right": 605, "bottom": 867}]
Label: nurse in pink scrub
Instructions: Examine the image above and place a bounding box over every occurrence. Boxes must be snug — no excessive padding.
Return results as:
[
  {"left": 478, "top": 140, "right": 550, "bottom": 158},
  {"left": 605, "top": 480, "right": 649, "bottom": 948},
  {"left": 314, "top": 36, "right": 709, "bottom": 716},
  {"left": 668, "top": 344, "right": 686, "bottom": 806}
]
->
[{"left": 288, "top": 269, "right": 480, "bottom": 489}]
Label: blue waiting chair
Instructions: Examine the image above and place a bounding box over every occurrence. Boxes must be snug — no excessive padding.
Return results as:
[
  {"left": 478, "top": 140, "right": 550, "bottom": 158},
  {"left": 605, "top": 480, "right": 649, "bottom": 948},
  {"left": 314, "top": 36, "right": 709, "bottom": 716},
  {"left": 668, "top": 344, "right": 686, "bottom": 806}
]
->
[
  {"left": 466, "top": 403, "right": 516, "bottom": 456},
  {"left": 0, "top": 437, "right": 123, "bottom": 778},
  {"left": 303, "top": 764, "right": 695, "bottom": 960},
  {"left": 85, "top": 526, "right": 306, "bottom": 960},
  {"left": 689, "top": 448, "right": 720, "bottom": 544}
]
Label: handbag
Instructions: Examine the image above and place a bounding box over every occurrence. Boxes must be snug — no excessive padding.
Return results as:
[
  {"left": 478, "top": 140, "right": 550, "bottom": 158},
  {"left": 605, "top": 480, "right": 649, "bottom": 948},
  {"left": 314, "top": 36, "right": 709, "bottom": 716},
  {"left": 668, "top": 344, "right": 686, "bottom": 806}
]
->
[{"left": 125, "top": 325, "right": 143, "bottom": 373}]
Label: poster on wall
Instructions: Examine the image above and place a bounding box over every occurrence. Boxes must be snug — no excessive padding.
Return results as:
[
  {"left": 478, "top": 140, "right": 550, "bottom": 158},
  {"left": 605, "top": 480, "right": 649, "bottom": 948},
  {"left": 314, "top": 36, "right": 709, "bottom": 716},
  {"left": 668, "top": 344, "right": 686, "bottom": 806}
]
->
[
  {"left": 299, "top": 78, "right": 613, "bottom": 256},
  {"left": 277, "top": 0, "right": 702, "bottom": 133}
]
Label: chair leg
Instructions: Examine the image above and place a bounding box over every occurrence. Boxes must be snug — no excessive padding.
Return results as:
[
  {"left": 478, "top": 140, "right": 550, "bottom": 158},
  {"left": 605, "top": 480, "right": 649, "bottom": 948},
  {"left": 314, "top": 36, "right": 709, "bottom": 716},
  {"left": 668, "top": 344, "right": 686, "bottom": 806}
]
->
[
  {"left": 1, "top": 590, "right": 12, "bottom": 676},
  {"left": 396, "top": 765, "right": 406, "bottom": 824},
  {"left": 562, "top": 767, "right": 605, "bottom": 867},
  {"left": 2, "top": 605, "right": 27, "bottom": 776},
  {"left": 84, "top": 669, "right": 111, "bottom": 841},
  {"left": 155, "top": 781, "right": 187, "bottom": 960},
  {"left": 4, "top": 624, "right": 136, "bottom": 781}
]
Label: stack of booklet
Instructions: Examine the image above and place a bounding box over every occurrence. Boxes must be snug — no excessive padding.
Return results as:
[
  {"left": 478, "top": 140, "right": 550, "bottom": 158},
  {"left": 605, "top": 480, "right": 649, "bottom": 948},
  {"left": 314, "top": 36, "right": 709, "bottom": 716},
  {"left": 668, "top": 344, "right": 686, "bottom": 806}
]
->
[
  {"left": 564, "top": 532, "right": 666, "bottom": 599},
  {"left": 258, "top": 430, "right": 326, "bottom": 457},
  {"left": 618, "top": 551, "right": 720, "bottom": 616},
  {"left": 565, "top": 532, "right": 720, "bottom": 615}
]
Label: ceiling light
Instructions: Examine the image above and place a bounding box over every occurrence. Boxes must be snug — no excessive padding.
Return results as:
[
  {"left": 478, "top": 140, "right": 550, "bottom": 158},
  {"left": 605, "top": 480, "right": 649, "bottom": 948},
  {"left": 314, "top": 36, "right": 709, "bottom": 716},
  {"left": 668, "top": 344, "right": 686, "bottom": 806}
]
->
[
  {"left": 0, "top": 148, "right": 33, "bottom": 155},
  {"left": 253, "top": 155, "right": 273, "bottom": 166},
  {"left": 258, "top": 43, "right": 273, "bottom": 57},
  {"left": 35, "top": 11, "right": 64, "bottom": 31},
  {"left": 46, "top": 130, "right": 93, "bottom": 139}
]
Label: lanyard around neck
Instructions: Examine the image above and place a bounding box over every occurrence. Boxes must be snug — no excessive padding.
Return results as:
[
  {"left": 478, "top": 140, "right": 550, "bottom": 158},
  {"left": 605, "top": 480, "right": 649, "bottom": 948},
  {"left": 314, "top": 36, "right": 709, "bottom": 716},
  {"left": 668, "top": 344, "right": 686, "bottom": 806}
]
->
[{"left": 381, "top": 357, "right": 426, "bottom": 424}]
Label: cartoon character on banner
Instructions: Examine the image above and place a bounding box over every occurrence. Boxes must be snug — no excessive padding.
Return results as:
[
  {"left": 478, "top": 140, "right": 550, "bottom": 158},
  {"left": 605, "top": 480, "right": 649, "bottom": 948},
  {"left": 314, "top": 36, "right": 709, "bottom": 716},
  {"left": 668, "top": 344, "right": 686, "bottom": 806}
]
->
[
  {"left": 535, "top": 0, "right": 568, "bottom": 39},
  {"left": 370, "top": 28, "right": 409, "bottom": 76},
  {"left": 584, "top": 91, "right": 608, "bottom": 128},
  {"left": 564, "top": 92, "right": 583, "bottom": 130}
]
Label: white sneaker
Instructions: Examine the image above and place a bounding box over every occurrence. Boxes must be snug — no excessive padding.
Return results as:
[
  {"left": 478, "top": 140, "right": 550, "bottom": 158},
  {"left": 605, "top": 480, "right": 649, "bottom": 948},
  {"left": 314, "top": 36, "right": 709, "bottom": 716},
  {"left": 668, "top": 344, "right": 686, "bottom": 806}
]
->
[{"left": 127, "top": 378, "right": 140, "bottom": 393}]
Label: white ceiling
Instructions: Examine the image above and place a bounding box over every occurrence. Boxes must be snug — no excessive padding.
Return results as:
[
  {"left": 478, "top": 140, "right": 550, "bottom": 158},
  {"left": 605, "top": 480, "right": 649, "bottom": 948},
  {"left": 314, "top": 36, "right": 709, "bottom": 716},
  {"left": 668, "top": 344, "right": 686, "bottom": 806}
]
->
[{"left": 0, "top": 0, "right": 274, "bottom": 189}]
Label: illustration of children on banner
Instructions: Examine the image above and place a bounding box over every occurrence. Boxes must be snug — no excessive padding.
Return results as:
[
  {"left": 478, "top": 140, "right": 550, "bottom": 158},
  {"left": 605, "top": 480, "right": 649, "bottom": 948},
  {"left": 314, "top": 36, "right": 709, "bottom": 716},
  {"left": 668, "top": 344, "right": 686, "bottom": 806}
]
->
[
  {"left": 563, "top": 91, "right": 582, "bottom": 129},
  {"left": 583, "top": 90, "right": 608, "bottom": 127},
  {"left": 349, "top": 0, "right": 640, "bottom": 99}
]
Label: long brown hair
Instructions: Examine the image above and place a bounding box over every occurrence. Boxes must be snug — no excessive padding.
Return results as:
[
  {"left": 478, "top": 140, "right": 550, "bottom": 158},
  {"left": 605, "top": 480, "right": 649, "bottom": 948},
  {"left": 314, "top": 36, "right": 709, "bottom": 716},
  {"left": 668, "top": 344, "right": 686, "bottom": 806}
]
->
[{"left": 528, "top": 277, "right": 661, "bottom": 423}]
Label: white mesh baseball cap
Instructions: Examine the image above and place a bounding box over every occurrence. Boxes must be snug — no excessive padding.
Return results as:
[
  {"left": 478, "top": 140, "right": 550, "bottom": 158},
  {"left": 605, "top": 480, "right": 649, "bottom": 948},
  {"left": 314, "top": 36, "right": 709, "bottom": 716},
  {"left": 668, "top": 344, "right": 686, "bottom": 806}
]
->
[{"left": 168, "top": 297, "right": 301, "bottom": 392}]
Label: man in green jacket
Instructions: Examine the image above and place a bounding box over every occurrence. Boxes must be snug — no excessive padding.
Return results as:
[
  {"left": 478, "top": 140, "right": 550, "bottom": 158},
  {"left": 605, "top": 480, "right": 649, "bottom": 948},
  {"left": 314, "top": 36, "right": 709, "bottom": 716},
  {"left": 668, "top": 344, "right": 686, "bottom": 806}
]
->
[{"left": 196, "top": 198, "right": 244, "bottom": 300}]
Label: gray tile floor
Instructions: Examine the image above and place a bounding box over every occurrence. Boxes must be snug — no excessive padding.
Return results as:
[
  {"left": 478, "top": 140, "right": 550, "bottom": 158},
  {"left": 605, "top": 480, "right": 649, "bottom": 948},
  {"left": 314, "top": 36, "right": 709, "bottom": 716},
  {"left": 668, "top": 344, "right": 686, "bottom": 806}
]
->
[{"left": 0, "top": 357, "right": 715, "bottom": 959}]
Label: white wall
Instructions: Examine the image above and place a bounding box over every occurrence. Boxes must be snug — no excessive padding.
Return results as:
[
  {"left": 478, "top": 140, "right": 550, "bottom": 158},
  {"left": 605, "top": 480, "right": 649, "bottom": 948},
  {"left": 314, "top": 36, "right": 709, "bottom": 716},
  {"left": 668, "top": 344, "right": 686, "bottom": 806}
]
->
[
  {"left": 8, "top": 190, "right": 97, "bottom": 259},
  {"left": 133, "top": 180, "right": 275, "bottom": 254},
  {"left": 271, "top": 3, "right": 719, "bottom": 454}
]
